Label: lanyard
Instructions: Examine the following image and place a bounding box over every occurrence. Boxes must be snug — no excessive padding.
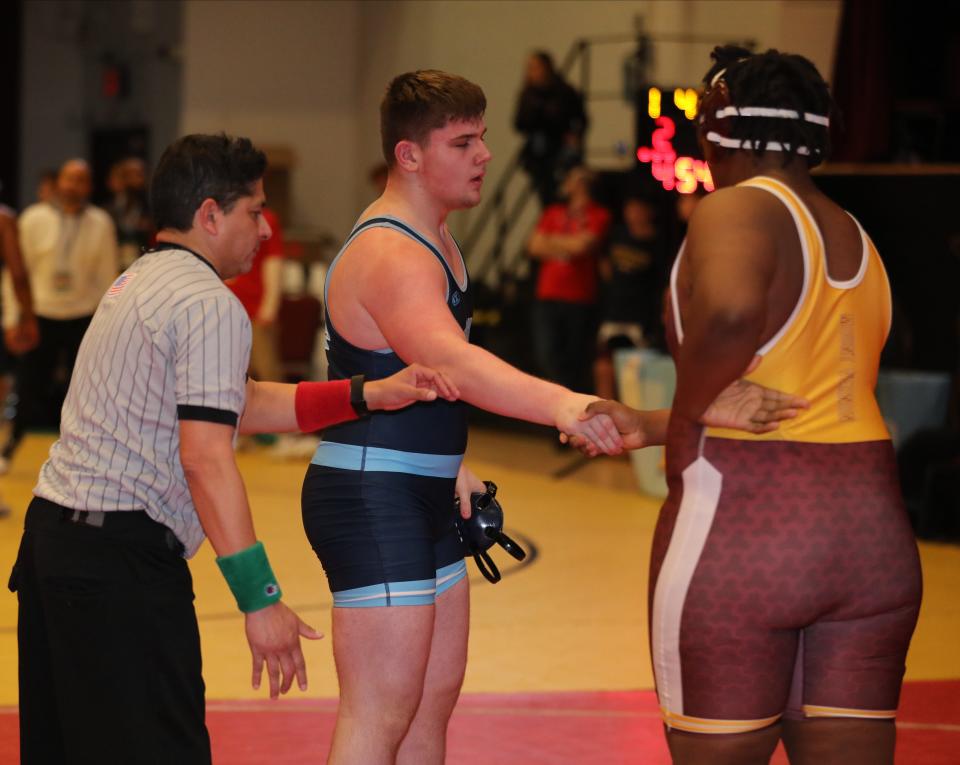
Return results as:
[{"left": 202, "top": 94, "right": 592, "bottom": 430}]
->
[{"left": 55, "top": 209, "right": 85, "bottom": 273}]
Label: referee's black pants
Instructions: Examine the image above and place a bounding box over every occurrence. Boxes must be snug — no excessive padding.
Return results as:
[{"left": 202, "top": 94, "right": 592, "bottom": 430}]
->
[{"left": 10, "top": 497, "right": 211, "bottom": 765}]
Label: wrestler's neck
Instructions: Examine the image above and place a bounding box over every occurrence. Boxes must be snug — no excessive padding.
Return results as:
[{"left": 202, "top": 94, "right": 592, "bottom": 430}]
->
[
  {"left": 715, "top": 153, "right": 816, "bottom": 194},
  {"left": 371, "top": 174, "right": 457, "bottom": 242}
]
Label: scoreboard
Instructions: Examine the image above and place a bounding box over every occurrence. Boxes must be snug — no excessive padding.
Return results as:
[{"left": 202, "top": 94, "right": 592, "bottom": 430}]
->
[{"left": 635, "top": 86, "right": 714, "bottom": 194}]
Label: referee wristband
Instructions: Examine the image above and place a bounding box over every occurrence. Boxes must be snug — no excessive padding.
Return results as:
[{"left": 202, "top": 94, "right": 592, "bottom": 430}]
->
[
  {"left": 294, "top": 379, "right": 358, "bottom": 433},
  {"left": 216, "top": 541, "right": 282, "bottom": 613}
]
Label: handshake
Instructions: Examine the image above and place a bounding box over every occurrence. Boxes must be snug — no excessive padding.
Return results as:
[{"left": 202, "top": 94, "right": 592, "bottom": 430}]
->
[
  {"left": 557, "top": 373, "right": 809, "bottom": 457},
  {"left": 362, "top": 359, "right": 807, "bottom": 459}
]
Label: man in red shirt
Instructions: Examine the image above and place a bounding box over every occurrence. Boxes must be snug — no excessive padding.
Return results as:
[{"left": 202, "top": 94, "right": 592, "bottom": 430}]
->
[
  {"left": 227, "top": 206, "right": 285, "bottom": 381},
  {"left": 527, "top": 166, "right": 611, "bottom": 393}
]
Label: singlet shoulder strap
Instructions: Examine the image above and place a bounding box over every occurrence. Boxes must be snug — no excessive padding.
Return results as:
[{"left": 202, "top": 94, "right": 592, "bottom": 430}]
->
[
  {"left": 733, "top": 176, "right": 818, "bottom": 356},
  {"left": 325, "top": 215, "right": 467, "bottom": 307},
  {"left": 356, "top": 215, "right": 467, "bottom": 292}
]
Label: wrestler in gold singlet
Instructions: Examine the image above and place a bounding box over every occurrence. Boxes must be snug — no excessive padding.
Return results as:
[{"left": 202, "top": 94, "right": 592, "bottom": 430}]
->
[
  {"left": 582, "top": 45, "right": 923, "bottom": 765},
  {"left": 657, "top": 175, "right": 920, "bottom": 734}
]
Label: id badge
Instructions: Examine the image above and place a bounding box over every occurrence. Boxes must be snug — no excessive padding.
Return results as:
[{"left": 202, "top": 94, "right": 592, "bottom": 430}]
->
[{"left": 52, "top": 271, "right": 73, "bottom": 292}]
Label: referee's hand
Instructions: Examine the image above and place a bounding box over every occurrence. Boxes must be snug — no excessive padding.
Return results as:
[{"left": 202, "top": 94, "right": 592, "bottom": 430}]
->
[
  {"left": 364, "top": 363, "right": 460, "bottom": 411},
  {"left": 245, "top": 602, "right": 323, "bottom": 699}
]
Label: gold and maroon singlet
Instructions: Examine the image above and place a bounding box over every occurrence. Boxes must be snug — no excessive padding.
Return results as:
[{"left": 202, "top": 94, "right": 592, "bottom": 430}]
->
[{"left": 654, "top": 176, "right": 922, "bottom": 734}]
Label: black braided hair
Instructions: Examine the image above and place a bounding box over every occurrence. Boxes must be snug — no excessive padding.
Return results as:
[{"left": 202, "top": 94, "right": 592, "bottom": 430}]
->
[{"left": 703, "top": 45, "right": 835, "bottom": 167}]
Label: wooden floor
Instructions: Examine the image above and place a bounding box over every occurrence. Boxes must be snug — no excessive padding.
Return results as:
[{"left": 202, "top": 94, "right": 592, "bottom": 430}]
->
[{"left": 1, "top": 427, "right": 958, "bottom": 762}]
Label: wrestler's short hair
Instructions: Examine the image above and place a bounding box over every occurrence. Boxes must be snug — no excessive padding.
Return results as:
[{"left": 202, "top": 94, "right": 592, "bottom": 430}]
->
[
  {"left": 151, "top": 133, "right": 267, "bottom": 231},
  {"left": 701, "top": 46, "right": 834, "bottom": 166},
  {"left": 380, "top": 70, "right": 486, "bottom": 167}
]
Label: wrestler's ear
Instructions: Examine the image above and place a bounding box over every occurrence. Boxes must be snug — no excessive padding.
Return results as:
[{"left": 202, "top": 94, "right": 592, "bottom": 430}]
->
[
  {"left": 195, "top": 197, "right": 221, "bottom": 236},
  {"left": 394, "top": 139, "right": 420, "bottom": 172}
]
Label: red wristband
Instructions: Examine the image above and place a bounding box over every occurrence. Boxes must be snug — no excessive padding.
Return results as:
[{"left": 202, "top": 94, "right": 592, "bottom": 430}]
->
[{"left": 295, "top": 380, "right": 357, "bottom": 433}]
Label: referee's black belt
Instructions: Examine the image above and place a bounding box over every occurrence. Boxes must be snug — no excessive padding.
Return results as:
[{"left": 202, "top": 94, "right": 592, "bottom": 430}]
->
[
  {"left": 60, "top": 507, "right": 110, "bottom": 527},
  {"left": 26, "top": 497, "right": 185, "bottom": 555}
]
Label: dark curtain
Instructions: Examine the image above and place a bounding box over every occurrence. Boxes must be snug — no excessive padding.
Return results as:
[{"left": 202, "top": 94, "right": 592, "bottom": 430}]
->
[
  {"left": 830, "top": 0, "right": 892, "bottom": 162},
  {"left": 0, "top": 1, "right": 22, "bottom": 207}
]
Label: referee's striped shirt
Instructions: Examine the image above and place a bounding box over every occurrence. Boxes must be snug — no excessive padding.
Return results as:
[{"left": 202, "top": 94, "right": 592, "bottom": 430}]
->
[{"left": 35, "top": 246, "right": 251, "bottom": 557}]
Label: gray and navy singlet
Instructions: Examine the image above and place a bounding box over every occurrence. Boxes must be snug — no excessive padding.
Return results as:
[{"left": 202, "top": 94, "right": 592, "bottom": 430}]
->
[{"left": 301, "top": 216, "right": 472, "bottom": 607}]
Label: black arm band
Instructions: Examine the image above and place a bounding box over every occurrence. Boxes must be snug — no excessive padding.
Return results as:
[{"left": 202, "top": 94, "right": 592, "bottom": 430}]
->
[
  {"left": 350, "top": 374, "right": 369, "bottom": 417},
  {"left": 177, "top": 405, "right": 239, "bottom": 426}
]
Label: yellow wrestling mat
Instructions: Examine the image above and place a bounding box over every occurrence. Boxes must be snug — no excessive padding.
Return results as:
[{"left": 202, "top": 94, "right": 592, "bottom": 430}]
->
[{"left": 0, "top": 429, "right": 957, "bottom": 705}]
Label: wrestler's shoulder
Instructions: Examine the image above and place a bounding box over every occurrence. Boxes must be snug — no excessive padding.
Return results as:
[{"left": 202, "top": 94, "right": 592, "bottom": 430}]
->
[
  {"left": 347, "top": 224, "right": 442, "bottom": 270},
  {"left": 689, "top": 185, "right": 788, "bottom": 230}
]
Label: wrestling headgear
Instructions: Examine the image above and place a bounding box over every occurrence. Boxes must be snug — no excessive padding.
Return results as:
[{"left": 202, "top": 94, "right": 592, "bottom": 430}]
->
[
  {"left": 699, "top": 62, "right": 830, "bottom": 164},
  {"left": 455, "top": 481, "right": 526, "bottom": 584}
]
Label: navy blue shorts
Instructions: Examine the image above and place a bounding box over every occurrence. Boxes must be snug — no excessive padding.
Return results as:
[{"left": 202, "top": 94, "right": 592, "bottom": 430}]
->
[{"left": 302, "top": 464, "right": 467, "bottom": 607}]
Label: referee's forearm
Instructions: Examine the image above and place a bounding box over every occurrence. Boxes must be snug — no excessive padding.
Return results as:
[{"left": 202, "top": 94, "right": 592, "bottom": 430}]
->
[
  {"left": 180, "top": 420, "right": 257, "bottom": 556},
  {"left": 239, "top": 380, "right": 299, "bottom": 434},
  {"left": 239, "top": 378, "right": 358, "bottom": 435}
]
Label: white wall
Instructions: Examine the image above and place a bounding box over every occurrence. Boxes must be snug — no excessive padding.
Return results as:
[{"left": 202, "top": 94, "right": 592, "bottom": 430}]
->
[
  {"left": 19, "top": 0, "right": 183, "bottom": 207},
  {"left": 19, "top": 2, "right": 87, "bottom": 205},
  {"left": 179, "top": 0, "right": 841, "bottom": 245},
  {"left": 180, "top": 0, "right": 362, "bottom": 238},
  {"left": 355, "top": 0, "right": 842, "bottom": 271}
]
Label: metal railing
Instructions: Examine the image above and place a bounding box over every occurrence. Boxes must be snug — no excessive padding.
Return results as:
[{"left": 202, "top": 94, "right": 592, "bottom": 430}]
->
[
  {"left": 462, "top": 24, "right": 755, "bottom": 287},
  {"left": 462, "top": 32, "right": 642, "bottom": 285}
]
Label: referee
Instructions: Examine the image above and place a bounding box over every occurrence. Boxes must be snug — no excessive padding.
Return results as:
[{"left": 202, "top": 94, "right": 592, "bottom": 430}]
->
[{"left": 9, "top": 133, "right": 457, "bottom": 764}]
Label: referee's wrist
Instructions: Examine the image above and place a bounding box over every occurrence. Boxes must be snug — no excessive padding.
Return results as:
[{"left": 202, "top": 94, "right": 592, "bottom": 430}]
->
[{"left": 216, "top": 541, "right": 282, "bottom": 613}]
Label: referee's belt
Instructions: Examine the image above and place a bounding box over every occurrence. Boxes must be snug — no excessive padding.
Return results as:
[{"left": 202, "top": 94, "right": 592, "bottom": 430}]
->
[
  {"left": 52, "top": 505, "right": 184, "bottom": 554},
  {"left": 60, "top": 507, "right": 110, "bottom": 527}
]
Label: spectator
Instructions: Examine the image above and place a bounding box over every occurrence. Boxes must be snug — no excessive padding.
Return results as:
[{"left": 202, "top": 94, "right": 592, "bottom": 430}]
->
[
  {"left": 35, "top": 169, "right": 58, "bottom": 205},
  {"left": 0, "top": 199, "right": 39, "bottom": 480},
  {"left": 594, "top": 194, "right": 667, "bottom": 399},
  {"left": 1, "top": 159, "right": 118, "bottom": 462},
  {"left": 226, "top": 207, "right": 285, "bottom": 382},
  {"left": 514, "top": 50, "right": 588, "bottom": 207},
  {"left": 107, "top": 157, "right": 154, "bottom": 269},
  {"left": 527, "top": 166, "right": 611, "bottom": 394}
]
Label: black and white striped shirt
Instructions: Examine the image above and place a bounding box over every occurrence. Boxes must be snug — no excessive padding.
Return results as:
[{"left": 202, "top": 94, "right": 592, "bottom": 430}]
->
[{"left": 35, "top": 246, "right": 251, "bottom": 557}]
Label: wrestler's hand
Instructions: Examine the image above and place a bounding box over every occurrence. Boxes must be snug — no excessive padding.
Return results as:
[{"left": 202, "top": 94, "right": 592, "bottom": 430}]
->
[
  {"left": 364, "top": 363, "right": 460, "bottom": 411},
  {"left": 701, "top": 356, "right": 809, "bottom": 433},
  {"left": 564, "top": 400, "right": 648, "bottom": 454},
  {"left": 454, "top": 462, "right": 486, "bottom": 519},
  {"left": 555, "top": 392, "right": 624, "bottom": 456},
  {"left": 4, "top": 315, "right": 39, "bottom": 355},
  {"left": 245, "top": 602, "right": 323, "bottom": 700}
]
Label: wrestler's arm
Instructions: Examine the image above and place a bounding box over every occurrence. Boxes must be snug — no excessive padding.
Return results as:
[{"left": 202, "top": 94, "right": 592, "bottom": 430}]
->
[
  {"left": 571, "top": 367, "right": 807, "bottom": 452},
  {"left": 671, "top": 189, "right": 778, "bottom": 421},
  {"left": 356, "top": 235, "right": 622, "bottom": 453},
  {"left": 568, "top": 192, "right": 803, "bottom": 453}
]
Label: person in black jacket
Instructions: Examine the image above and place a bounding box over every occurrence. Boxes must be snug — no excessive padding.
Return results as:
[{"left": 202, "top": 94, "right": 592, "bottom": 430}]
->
[{"left": 514, "top": 51, "right": 588, "bottom": 206}]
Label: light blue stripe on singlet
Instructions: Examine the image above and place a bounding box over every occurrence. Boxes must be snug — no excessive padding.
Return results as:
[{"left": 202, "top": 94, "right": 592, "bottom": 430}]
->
[
  {"left": 332, "top": 561, "right": 468, "bottom": 608},
  {"left": 311, "top": 441, "right": 463, "bottom": 478},
  {"left": 333, "top": 578, "right": 436, "bottom": 608},
  {"left": 435, "top": 560, "right": 468, "bottom": 596}
]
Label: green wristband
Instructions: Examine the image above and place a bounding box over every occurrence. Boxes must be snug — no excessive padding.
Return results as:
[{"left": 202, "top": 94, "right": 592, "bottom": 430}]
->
[{"left": 216, "top": 541, "right": 282, "bottom": 613}]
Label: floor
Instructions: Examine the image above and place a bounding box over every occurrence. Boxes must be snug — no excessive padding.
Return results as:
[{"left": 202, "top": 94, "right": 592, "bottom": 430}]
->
[{"left": 0, "top": 426, "right": 957, "bottom": 763}]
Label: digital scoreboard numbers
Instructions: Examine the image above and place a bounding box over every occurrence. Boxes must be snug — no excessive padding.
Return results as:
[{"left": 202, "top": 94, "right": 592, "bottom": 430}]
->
[{"left": 635, "top": 86, "right": 715, "bottom": 194}]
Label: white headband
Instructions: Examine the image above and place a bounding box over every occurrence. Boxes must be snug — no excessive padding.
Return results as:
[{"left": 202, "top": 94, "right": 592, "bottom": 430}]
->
[
  {"left": 704, "top": 131, "right": 819, "bottom": 156},
  {"left": 714, "top": 105, "right": 830, "bottom": 126}
]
